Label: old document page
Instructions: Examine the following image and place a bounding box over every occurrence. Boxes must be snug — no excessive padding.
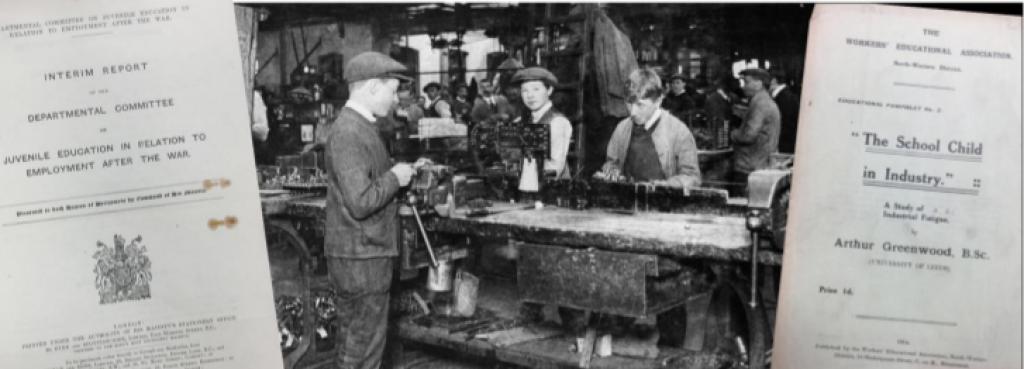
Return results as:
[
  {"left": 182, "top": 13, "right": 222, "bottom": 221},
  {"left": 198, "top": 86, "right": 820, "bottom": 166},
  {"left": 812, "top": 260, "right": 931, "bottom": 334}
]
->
[
  {"left": 774, "top": 4, "right": 1021, "bottom": 369},
  {"left": 0, "top": 1, "right": 282, "bottom": 368}
]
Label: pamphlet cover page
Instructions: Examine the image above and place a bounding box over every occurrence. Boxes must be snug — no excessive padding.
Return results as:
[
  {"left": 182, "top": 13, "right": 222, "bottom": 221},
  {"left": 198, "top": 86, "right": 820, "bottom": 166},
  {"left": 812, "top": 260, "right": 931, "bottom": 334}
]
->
[
  {"left": 0, "top": 1, "right": 283, "bottom": 368},
  {"left": 774, "top": 4, "right": 1021, "bottom": 369}
]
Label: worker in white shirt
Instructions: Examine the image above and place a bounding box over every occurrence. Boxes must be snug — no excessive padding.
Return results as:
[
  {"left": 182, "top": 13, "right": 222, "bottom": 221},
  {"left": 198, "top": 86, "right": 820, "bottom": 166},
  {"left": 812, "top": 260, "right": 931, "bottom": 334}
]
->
[{"left": 510, "top": 67, "right": 573, "bottom": 179}]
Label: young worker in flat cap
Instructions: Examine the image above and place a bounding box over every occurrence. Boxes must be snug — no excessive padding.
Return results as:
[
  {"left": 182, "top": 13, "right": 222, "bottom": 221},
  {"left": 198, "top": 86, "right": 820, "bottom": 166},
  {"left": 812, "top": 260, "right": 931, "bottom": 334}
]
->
[
  {"left": 325, "top": 51, "right": 416, "bottom": 369},
  {"left": 510, "top": 68, "right": 572, "bottom": 328},
  {"left": 594, "top": 68, "right": 702, "bottom": 188},
  {"left": 421, "top": 81, "right": 452, "bottom": 118},
  {"left": 511, "top": 66, "right": 573, "bottom": 179},
  {"left": 730, "top": 68, "right": 780, "bottom": 193}
]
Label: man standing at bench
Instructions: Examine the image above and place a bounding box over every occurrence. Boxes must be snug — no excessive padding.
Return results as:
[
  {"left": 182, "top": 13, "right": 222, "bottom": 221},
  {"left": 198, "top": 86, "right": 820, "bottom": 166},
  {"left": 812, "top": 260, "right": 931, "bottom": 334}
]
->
[{"left": 325, "top": 51, "right": 415, "bottom": 369}]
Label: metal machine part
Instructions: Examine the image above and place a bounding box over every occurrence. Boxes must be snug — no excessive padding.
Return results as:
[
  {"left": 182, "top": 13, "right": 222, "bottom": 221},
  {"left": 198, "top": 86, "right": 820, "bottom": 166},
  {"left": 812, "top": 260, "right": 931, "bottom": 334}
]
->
[
  {"left": 398, "top": 165, "right": 475, "bottom": 280},
  {"left": 406, "top": 164, "right": 454, "bottom": 212},
  {"left": 470, "top": 118, "right": 550, "bottom": 177},
  {"left": 541, "top": 179, "right": 741, "bottom": 216},
  {"left": 402, "top": 164, "right": 458, "bottom": 270},
  {"left": 745, "top": 169, "right": 791, "bottom": 248},
  {"left": 498, "top": 124, "right": 551, "bottom": 156},
  {"left": 407, "top": 202, "right": 440, "bottom": 269},
  {"left": 744, "top": 169, "right": 791, "bottom": 308}
]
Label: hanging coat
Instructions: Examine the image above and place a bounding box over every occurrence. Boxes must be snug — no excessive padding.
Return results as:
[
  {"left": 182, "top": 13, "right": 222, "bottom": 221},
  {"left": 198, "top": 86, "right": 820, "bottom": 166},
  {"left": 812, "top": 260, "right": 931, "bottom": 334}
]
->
[{"left": 590, "top": 7, "right": 638, "bottom": 118}]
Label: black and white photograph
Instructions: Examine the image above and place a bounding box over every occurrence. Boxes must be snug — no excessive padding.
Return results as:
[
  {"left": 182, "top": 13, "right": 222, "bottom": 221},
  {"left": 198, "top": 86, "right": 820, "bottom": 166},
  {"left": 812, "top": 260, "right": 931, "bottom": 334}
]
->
[
  {"left": 1, "top": 1, "right": 1019, "bottom": 369},
  {"left": 247, "top": 3, "right": 807, "bottom": 369},
  {"left": 242, "top": 3, "right": 1021, "bottom": 369}
]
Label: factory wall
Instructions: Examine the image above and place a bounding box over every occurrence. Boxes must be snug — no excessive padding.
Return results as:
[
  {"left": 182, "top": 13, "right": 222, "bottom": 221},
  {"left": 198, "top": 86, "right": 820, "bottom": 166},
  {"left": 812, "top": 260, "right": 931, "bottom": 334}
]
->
[{"left": 256, "top": 22, "right": 390, "bottom": 94}]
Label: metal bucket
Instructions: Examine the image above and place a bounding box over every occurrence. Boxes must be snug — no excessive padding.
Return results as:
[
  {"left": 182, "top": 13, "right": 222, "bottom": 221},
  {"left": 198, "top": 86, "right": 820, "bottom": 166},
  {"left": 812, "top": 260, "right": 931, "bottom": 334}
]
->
[
  {"left": 453, "top": 270, "right": 479, "bottom": 317},
  {"left": 426, "top": 259, "right": 453, "bottom": 292}
]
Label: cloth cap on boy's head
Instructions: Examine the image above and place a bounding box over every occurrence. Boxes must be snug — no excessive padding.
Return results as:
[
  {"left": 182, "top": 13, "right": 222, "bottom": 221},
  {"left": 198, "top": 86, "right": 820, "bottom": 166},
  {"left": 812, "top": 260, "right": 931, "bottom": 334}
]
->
[
  {"left": 343, "top": 51, "right": 413, "bottom": 83},
  {"left": 422, "top": 82, "right": 442, "bottom": 92},
  {"left": 511, "top": 67, "right": 558, "bottom": 86}
]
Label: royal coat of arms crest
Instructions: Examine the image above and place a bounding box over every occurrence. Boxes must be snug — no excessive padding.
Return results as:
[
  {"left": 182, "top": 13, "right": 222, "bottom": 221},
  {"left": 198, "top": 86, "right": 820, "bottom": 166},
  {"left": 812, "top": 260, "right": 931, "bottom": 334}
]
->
[{"left": 93, "top": 234, "right": 152, "bottom": 304}]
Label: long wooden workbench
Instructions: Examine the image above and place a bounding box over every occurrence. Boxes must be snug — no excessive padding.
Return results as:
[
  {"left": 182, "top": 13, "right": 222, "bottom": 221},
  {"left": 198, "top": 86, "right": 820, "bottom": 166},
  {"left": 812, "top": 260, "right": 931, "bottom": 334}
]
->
[
  {"left": 277, "top": 196, "right": 782, "bottom": 266},
  {"left": 260, "top": 191, "right": 780, "bottom": 368}
]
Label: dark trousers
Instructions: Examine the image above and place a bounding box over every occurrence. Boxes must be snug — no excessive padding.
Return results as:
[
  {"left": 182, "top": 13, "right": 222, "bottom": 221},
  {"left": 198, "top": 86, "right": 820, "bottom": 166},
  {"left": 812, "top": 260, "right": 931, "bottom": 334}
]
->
[{"left": 328, "top": 257, "right": 394, "bottom": 369}]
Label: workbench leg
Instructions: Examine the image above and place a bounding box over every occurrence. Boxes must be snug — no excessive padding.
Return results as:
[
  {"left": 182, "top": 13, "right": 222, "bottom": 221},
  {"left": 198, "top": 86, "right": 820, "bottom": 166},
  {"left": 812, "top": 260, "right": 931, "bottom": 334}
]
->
[{"left": 577, "top": 312, "right": 596, "bottom": 369}]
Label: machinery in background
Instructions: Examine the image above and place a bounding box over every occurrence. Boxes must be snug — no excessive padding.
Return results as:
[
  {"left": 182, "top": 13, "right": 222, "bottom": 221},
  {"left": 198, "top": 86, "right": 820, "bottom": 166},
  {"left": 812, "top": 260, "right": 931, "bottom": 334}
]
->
[
  {"left": 470, "top": 116, "right": 550, "bottom": 176},
  {"left": 680, "top": 110, "right": 732, "bottom": 151},
  {"left": 405, "top": 163, "right": 455, "bottom": 213}
]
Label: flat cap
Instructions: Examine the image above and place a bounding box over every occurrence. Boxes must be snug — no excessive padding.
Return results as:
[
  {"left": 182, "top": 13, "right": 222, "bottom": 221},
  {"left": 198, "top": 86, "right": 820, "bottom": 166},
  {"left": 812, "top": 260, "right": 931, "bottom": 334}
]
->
[
  {"left": 667, "top": 73, "right": 687, "bottom": 82},
  {"left": 422, "top": 81, "right": 442, "bottom": 92},
  {"left": 511, "top": 67, "right": 558, "bottom": 86},
  {"left": 344, "top": 51, "right": 414, "bottom": 83}
]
